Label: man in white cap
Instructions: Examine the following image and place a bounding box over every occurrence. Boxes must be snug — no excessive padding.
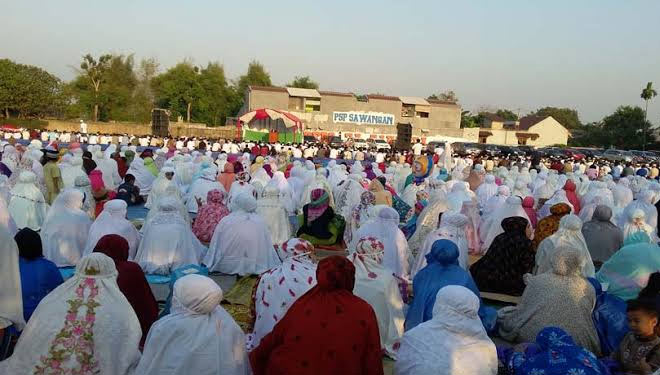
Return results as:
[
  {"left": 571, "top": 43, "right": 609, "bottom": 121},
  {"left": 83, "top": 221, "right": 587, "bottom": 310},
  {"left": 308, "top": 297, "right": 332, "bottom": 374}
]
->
[{"left": 79, "top": 119, "right": 88, "bottom": 134}]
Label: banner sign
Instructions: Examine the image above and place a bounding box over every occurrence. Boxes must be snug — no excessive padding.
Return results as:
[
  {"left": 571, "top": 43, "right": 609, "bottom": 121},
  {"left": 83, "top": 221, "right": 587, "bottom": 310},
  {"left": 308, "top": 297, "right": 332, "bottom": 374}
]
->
[{"left": 332, "top": 111, "right": 395, "bottom": 126}]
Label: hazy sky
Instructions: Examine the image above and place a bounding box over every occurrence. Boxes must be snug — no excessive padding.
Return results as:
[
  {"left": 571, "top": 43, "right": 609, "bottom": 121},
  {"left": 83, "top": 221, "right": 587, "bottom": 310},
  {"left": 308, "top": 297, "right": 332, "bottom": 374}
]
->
[{"left": 2, "top": 0, "right": 659, "bottom": 123}]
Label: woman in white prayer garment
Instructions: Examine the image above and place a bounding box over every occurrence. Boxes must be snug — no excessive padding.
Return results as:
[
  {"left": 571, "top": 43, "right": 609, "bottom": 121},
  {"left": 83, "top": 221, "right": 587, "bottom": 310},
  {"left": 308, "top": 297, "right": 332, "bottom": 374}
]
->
[
  {"left": 125, "top": 157, "right": 156, "bottom": 196},
  {"left": 412, "top": 212, "right": 470, "bottom": 277},
  {"left": 0, "top": 225, "right": 25, "bottom": 336},
  {"left": 185, "top": 167, "right": 222, "bottom": 213},
  {"left": 394, "top": 285, "right": 497, "bottom": 375},
  {"left": 135, "top": 274, "right": 248, "bottom": 375},
  {"left": 60, "top": 156, "right": 88, "bottom": 189},
  {"left": 256, "top": 185, "right": 292, "bottom": 246},
  {"left": 535, "top": 214, "right": 595, "bottom": 278},
  {"left": 203, "top": 192, "right": 280, "bottom": 276},
  {"left": 8, "top": 171, "right": 49, "bottom": 231},
  {"left": 83, "top": 199, "right": 141, "bottom": 259},
  {"left": 0, "top": 253, "right": 142, "bottom": 375},
  {"left": 41, "top": 188, "right": 92, "bottom": 267},
  {"left": 134, "top": 196, "right": 205, "bottom": 275}
]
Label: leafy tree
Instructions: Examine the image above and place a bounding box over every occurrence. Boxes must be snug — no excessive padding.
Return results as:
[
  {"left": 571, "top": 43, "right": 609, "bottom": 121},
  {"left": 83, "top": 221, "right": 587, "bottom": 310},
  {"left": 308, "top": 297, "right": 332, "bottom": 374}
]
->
[
  {"left": 130, "top": 58, "right": 160, "bottom": 123},
  {"left": 534, "top": 107, "right": 582, "bottom": 129},
  {"left": 495, "top": 109, "right": 518, "bottom": 121},
  {"left": 236, "top": 60, "right": 272, "bottom": 96},
  {"left": 428, "top": 90, "right": 458, "bottom": 103},
  {"left": 151, "top": 61, "right": 202, "bottom": 122},
  {"left": 286, "top": 75, "right": 319, "bottom": 89},
  {"left": 78, "top": 54, "right": 112, "bottom": 121},
  {"left": 600, "top": 106, "right": 654, "bottom": 150},
  {"left": 641, "top": 82, "right": 657, "bottom": 150},
  {"left": 196, "top": 62, "right": 231, "bottom": 126},
  {"left": 460, "top": 110, "right": 480, "bottom": 128},
  {"left": 0, "top": 59, "right": 64, "bottom": 119}
]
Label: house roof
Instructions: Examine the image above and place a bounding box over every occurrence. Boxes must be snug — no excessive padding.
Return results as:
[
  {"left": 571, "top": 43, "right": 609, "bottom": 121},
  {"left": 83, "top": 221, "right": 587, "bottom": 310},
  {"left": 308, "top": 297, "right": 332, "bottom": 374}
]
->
[
  {"left": 399, "top": 96, "right": 429, "bottom": 106},
  {"left": 249, "top": 85, "right": 287, "bottom": 93},
  {"left": 518, "top": 115, "right": 549, "bottom": 130},
  {"left": 286, "top": 87, "right": 321, "bottom": 98}
]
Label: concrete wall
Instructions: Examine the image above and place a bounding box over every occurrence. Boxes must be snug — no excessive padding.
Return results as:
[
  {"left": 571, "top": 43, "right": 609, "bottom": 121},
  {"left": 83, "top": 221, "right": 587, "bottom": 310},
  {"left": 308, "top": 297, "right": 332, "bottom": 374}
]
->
[
  {"left": 527, "top": 118, "right": 569, "bottom": 147},
  {"left": 44, "top": 120, "right": 237, "bottom": 139}
]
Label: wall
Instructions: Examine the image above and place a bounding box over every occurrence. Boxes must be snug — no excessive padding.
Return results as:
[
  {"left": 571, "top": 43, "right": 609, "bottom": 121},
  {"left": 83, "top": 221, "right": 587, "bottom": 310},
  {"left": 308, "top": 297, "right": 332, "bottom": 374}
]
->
[
  {"left": 527, "top": 118, "right": 569, "bottom": 147},
  {"left": 44, "top": 120, "right": 238, "bottom": 139}
]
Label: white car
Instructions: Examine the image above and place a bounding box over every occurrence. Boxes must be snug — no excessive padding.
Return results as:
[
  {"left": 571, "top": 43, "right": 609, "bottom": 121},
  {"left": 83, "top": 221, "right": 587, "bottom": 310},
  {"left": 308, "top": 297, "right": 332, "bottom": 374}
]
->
[
  {"left": 370, "top": 139, "right": 391, "bottom": 150},
  {"left": 351, "top": 139, "right": 369, "bottom": 149}
]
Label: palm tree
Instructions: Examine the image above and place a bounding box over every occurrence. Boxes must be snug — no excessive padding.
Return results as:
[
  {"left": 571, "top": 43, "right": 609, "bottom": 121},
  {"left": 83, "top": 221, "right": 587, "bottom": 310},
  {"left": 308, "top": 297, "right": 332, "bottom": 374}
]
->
[{"left": 641, "top": 82, "right": 657, "bottom": 150}]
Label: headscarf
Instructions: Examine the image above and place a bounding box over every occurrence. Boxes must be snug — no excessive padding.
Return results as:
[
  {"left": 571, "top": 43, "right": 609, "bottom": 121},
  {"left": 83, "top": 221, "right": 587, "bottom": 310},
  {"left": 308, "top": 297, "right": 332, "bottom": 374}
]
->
[
  {"left": 125, "top": 157, "right": 156, "bottom": 194},
  {"left": 367, "top": 178, "right": 392, "bottom": 206},
  {"left": 498, "top": 247, "right": 602, "bottom": 355},
  {"left": 14, "top": 227, "right": 43, "bottom": 260},
  {"left": 521, "top": 196, "right": 537, "bottom": 228},
  {"left": 249, "top": 256, "right": 383, "bottom": 375},
  {"left": 84, "top": 199, "right": 140, "bottom": 259},
  {"left": 8, "top": 171, "right": 48, "bottom": 231},
  {"left": 596, "top": 233, "right": 660, "bottom": 300},
  {"left": 93, "top": 234, "right": 158, "bottom": 345},
  {"left": 0, "top": 253, "right": 141, "bottom": 374},
  {"left": 136, "top": 274, "right": 248, "bottom": 375},
  {"left": 396, "top": 286, "right": 497, "bottom": 375},
  {"left": 506, "top": 327, "right": 607, "bottom": 375},
  {"left": 412, "top": 212, "right": 469, "bottom": 277},
  {"left": 41, "top": 188, "right": 92, "bottom": 267},
  {"left": 405, "top": 240, "right": 488, "bottom": 332},
  {"left": 475, "top": 174, "right": 498, "bottom": 210},
  {"left": 582, "top": 205, "right": 624, "bottom": 265},
  {"left": 563, "top": 179, "right": 581, "bottom": 214},
  {"left": 532, "top": 202, "right": 571, "bottom": 249},
  {"left": 192, "top": 189, "right": 230, "bottom": 243},
  {"left": 536, "top": 214, "right": 595, "bottom": 278},
  {"left": 249, "top": 238, "right": 317, "bottom": 349},
  {"left": 307, "top": 188, "right": 330, "bottom": 224},
  {"left": 470, "top": 216, "right": 535, "bottom": 296},
  {"left": 203, "top": 192, "right": 280, "bottom": 276},
  {"left": 0, "top": 226, "right": 24, "bottom": 330}
]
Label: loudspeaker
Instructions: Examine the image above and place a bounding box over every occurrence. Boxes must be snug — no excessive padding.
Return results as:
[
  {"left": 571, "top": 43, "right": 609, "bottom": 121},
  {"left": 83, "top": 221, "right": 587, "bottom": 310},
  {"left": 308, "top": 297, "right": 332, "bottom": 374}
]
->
[
  {"left": 151, "top": 109, "right": 170, "bottom": 137},
  {"left": 396, "top": 123, "right": 412, "bottom": 150}
]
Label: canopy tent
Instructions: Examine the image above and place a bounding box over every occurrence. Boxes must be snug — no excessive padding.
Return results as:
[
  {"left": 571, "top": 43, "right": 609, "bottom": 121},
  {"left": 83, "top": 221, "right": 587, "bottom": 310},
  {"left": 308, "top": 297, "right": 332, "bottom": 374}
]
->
[
  {"left": 238, "top": 108, "right": 303, "bottom": 143},
  {"left": 0, "top": 124, "right": 20, "bottom": 132}
]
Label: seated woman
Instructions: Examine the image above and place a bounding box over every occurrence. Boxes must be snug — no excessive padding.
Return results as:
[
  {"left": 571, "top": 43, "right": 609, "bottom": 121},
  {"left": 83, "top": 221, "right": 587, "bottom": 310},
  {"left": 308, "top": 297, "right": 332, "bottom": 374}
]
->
[
  {"left": 344, "top": 191, "right": 377, "bottom": 246},
  {"left": 596, "top": 232, "right": 660, "bottom": 301},
  {"left": 405, "top": 239, "right": 495, "bottom": 332},
  {"left": 582, "top": 205, "right": 623, "bottom": 268},
  {"left": 203, "top": 192, "right": 280, "bottom": 275},
  {"left": 470, "top": 216, "right": 535, "bottom": 296},
  {"left": 395, "top": 286, "right": 497, "bottom": 375},
  {"left": 84, "top": 199, "right": 141, "bottom": 259},
  {"left": 192, "top": 189, "right": 230, "bottom": 244},
  {"left": 350, "top": 237, "right": 405, "bottom": 358},
  {"left": 536, "top": 214, "right": 595, "bottom": 278},
  {"left": 297, "top": 188, "right": 346, "bottom": 247},
  {"left": 249, "top": 239, "right": 317, "bottom": 350},
  {"left": 0, "top": 253, "right": 142, "bottom": 374},
  {"left": 412, "top": 212, "right": 469, "bottom": 277},
  {"left": 135, "top": 196, "right": 205, "bottom": 275},
  {"left": 367, "top": 179, "right": 392, "bottom": 206},
  {"left": 532, "top": 202, "right": 572, "bottom": 250},
  {"left": 41, "top": 188, "right": 92, "bottom": 267},
  {"left": 15, "top": 228, "right": 63, "bottom": 323},
  {"left": 136, "top": 274, "right": 248, "bottom": 375},
  {"left": 503, "top": 327, "right": 608, "bottom": 375},
  {"left": 93, "top": 234, "right": 158, "bottom": 346},
  {"left": 249, "top": 256, "right": 384, "bottom": 375},
  {"left": 498, "top": 247, "right": 602, "bottom": 356}
]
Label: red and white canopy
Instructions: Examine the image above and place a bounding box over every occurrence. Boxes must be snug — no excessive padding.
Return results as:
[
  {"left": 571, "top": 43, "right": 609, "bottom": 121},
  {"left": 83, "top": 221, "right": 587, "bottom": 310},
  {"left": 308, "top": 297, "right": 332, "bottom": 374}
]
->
[{"left": 238, "top": 108, "right": 303, "bottom": 130}]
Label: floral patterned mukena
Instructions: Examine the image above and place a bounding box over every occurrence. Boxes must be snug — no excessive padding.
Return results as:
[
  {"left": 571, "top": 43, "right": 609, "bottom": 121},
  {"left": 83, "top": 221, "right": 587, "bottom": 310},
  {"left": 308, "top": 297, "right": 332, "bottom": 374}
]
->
[{"left": 34, "top": 277, "right": 101, "bottom": 374}]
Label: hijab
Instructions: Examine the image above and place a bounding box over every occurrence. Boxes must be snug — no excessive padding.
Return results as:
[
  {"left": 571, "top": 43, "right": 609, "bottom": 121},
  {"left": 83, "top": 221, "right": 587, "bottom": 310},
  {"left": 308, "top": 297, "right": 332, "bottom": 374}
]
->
[
  {"left": 93, "top": 234, "right": 158, "bottom": 345},
  {"left": 192, "top": 189, "right": 230, "bottom": 243},
  {"left": 582, "top": 205, "right": 624, "bottom": 265},
  {"left": 0, "top": 225, "right": 24, "bottom": 330},
  {"left": 532, "top": 202, "right": 571, "bottom": 250}
]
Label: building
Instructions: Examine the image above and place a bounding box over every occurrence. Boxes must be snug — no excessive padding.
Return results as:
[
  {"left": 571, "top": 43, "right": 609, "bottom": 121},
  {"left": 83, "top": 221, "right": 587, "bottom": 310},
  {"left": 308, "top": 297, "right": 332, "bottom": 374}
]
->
[
  {"left": 239, "top": 86, "right": 468, "bottom": 142},
  {"left": 478, "top": 115, "right": 570, "bottom": 147}
]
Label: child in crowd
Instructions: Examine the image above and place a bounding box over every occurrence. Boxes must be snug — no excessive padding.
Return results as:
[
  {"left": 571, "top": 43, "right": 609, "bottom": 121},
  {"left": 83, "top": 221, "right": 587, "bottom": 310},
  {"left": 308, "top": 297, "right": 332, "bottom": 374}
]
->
[
  {"left": 116, "top": 174, "right": 143, "bottom": 206},
  {"left": 612, "top": 298, "right": 660, "bottom": 374}
]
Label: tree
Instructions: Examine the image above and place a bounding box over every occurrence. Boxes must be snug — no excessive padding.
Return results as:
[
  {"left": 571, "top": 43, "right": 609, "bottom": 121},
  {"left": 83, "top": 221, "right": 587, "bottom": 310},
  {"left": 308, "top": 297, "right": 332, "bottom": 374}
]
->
[
  {"left": 152, "top": 61, "right": 202, "bottom": 122},
  {"left": 236, "top": 60, "right": 272, "bottom": 96},
  {"left": 428, "top": 90, "right": 458, "bottom": 103},
  {"left": 0, "top": 59, "right": 64, "bottom": 119},
  {"left": 600, "top": 106, "right": 654, "bottom": 150},
  {"left": 286, "top": 75, "right": 319, "bottom": 89},
  {"left": 196, "top": 62, "right": 231, "bottom": 126},
  {"left": 495, "top": 109, "right": 518, "bottom": 121},
  {"left": 78, "top": 54, "right": 112, "bottom": 121},
  {"left": 641, "top": 82, "right": 658, "bottom": 150},
  {"left": 130, "top": 58, "right": 160, "bottom": 123},
  {"left": 460, "top": 110, "right": 480, "bottom": 128},
  {"left": 534, "top": 107, "right": 582, "bottom": 129}
]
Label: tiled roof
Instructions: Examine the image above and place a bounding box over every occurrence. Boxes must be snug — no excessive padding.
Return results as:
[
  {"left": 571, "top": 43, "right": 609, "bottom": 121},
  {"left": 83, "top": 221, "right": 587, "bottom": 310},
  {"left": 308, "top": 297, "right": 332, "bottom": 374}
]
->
[{"left": 518, "top": 115, "right": 548, "bottom": 130}]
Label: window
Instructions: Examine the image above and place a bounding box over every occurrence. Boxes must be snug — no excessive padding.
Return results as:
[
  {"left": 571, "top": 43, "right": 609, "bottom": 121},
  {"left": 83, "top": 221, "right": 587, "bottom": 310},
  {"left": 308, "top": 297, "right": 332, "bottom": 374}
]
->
[
  {"left": 401, "top": 104, "right": 414, "bottom": 117},
  {"left": 517, "top": 137, "right": 527, "bottom": 145},
  {"left": 304, "top": 99, "right": 321, "bottom": 112},
  {"left": 416, "top": 111, "right": 429, "bottom": 118},
  {"left": 479, "top": 137, "right": 488, "bottom": 144},
  {"left": 288, "top": 97, "right": 303, "bottom": 111}
]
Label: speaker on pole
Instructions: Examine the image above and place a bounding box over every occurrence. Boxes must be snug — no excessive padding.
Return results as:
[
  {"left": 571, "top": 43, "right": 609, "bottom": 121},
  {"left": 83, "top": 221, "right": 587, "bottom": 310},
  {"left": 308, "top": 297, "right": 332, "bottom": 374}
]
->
[{"left": 151, "top": 108, "right": 170, "bottom": 137}]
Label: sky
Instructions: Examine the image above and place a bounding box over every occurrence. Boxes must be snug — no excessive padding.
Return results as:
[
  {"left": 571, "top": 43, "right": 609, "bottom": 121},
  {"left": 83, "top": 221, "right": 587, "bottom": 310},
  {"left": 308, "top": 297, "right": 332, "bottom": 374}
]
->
[{"left": 2, "top": 0, "right": 659, "bottom": 124}]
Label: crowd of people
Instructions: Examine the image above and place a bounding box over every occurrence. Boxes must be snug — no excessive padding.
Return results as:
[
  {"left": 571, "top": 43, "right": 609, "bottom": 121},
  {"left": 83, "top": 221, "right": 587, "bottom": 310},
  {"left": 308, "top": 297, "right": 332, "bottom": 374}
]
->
[{"left": 1, "top": 129, "right": 660, "bottom": 374}]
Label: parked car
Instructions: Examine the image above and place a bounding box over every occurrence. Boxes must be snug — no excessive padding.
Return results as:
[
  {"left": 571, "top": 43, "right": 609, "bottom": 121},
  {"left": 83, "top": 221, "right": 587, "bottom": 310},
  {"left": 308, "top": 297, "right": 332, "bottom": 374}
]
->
[
  {"left": 303, "top": 135, "right": 318, "bottom": 143},
  {"left": 350, "top": 138, "right": 369, "bottom": 149},
  {"left": 602, "top": 149, "right": 633, "bottom": 163},
  {"left": 496, "top": 145, "right": 525, "bottom": 156},
  {"left": 328, "top": 136, "right": 343, "bottom": 148},
  {"left": 367, "top": 138, "right": 391, "bottom": 151},
  {"left": 453, "top": 142, "right": 484, "bottom": 156}
]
